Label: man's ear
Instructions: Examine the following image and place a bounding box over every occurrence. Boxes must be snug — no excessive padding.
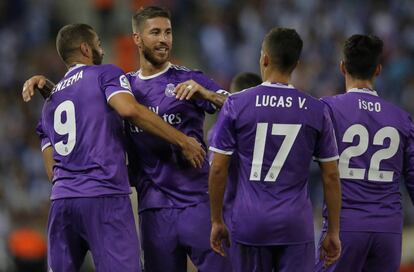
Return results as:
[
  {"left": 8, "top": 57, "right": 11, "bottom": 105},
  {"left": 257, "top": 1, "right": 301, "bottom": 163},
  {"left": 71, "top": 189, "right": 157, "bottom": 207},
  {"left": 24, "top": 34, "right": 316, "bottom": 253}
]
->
[
  {"left": 340, "top": 60, "right": 346, "bottom": 76},
  {"left": 374, "top": 64, "right": 382, "bottom": 77},
  {"left": 262, "top": 53, "right": 269, "bottom": 68},
  {"left": 132, "top": 33, "right": 141, "bottom": 48},
  {"left": 80, "top": 42, "right": 91, "bottom": 58}
]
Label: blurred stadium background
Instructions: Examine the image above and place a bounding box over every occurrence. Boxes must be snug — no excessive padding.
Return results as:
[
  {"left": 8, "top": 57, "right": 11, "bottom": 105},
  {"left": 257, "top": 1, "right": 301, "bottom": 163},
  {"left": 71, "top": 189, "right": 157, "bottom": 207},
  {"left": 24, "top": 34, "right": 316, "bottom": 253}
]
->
[{"left": 1, "top": 0, "right": 413, "bottom": 271}]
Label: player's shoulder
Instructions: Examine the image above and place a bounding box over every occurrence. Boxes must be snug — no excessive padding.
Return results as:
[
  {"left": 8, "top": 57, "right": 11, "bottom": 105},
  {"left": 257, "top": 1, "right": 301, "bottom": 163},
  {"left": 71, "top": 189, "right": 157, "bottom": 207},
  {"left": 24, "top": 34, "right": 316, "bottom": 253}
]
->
[
  {"left": 229, "top": 85, "right": 260, "bottom": 99},
  {"left": 170, "top": 63, "right": 192, "bottom": 72},
  {"left": 126, "top": 70, "right": 139, "bottom": 78},
  {"left": 320, "top": 93, "right": 342, "bottom": 106},
  {"left": 125, "top": 70, "right": 139, "bottom": 82},
  {"left": 91, "top": 64, "right": 125, "bottom": 75},
  {"left": 169, "top": 63, "right": 206, "bottom": 78}
]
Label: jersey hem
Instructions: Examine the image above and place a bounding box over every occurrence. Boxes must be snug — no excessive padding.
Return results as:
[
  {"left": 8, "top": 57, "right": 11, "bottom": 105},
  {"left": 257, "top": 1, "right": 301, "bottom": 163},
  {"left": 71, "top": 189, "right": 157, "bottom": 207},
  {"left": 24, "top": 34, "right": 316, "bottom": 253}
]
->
[
  {"left": 137, "top": 199, "right": 208, "bottom": 214},
  {"left": 50, "top": 192, "right": 131, "bottom": 200},
  {"left": 234, "top": 238, "right": 315, "bottom": 246}
]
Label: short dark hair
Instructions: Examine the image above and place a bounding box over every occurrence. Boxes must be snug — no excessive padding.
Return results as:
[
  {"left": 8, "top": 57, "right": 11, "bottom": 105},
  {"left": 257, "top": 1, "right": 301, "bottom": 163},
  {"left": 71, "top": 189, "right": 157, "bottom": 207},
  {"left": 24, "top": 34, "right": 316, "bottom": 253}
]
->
[
  {"left": 132, "top": 6, "right": 171, "bottom": 33},
  {"left": 263, "top": 28, "right": 303, "bottom": 73},
  {"left": 343, "top": 34, "right": 383, "bottom": 80},
  {"left": 56, "top": 24, "right": 95, "bottom": 64},
  {"left": 230, "top": 72, "right": 262, "bottom": 93}
]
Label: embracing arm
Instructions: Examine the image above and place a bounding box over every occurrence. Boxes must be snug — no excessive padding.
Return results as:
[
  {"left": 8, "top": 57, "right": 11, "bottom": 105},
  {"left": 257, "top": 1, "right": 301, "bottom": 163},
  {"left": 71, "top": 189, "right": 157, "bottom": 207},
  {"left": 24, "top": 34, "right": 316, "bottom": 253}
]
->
[
  {"left": 22, "top": 75, "right": 55, "bottom": 101},
  {"left": 109, "top": 93, "right": 205, "bottom": 168},
  {"left": 174, "top": 79, "right": 228, "bottom": 108}
]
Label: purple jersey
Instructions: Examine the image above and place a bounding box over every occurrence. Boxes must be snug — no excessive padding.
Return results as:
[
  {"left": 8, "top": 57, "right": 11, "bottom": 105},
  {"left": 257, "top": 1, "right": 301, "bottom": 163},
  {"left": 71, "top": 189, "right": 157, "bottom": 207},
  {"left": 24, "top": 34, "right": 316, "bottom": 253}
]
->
[
  {"left": 126, "top": 63, "right": 226, "bottom": 211},
  {"left": 210, "top": 82, "right": 338, "bottom": 245},
  {"left": 37, "top": 64, "right": 134, "bottom": 200},
  {"left": 321, "top": 88, "right": 414, "bottom": 233}
]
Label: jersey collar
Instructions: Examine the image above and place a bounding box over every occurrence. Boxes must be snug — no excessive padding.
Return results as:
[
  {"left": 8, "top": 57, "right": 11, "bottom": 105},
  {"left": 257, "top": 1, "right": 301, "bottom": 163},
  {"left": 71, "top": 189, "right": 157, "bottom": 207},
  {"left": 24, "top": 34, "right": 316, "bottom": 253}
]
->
[
  {"left": 138, "top": 62, "right": 172, "bottom": 80},
  {"left": 65, "top": 64, "right": 86, "bottom": 77},
  {"left": 261, "top": 81, "right": 294, "bottom": 89},
  {"left": 347, "top": 88, "right": 378, "bottom": 96}
]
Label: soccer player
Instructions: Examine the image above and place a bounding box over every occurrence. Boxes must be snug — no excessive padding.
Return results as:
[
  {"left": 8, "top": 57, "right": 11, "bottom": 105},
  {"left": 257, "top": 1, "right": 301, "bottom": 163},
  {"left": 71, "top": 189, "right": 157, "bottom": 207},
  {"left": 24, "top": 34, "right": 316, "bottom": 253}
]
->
[
  {"left": 209, "top": 27, "right": 342, "bottom": 272},
  {"left": 124, "top": 6, "right": 231, "bottom": 271},
  {"left": 315, "top": 35, "right": 414, "bottom": 272},
  {"left": 33, "top": 23, "right": 205, "bottom": 272},
  {"left": 207, "top": 72, "right": 262, "bottom": 264}
]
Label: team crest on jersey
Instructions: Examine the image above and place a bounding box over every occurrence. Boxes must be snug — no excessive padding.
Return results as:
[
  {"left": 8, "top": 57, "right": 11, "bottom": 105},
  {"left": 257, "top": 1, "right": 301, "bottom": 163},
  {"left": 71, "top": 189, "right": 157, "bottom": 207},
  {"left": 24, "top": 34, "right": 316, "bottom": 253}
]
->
[
  {"left": 165, "top": 83, "right": 176, "bottom": 97},
  {"left": 119, "top": 75, "right": 131, "bottom": 90}
]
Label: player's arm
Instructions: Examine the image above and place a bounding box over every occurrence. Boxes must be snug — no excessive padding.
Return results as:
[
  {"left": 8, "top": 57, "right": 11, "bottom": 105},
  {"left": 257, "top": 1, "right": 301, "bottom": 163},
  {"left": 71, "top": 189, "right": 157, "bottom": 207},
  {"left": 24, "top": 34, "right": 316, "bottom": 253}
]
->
[
  {"left": 42, "top": 146, "right": 56, "bottom": 182},
  {"left": 318, "top": 160, "right": 341, "bottom": 267},
  {"left": 22, "top": 75, "right": 55, "bottom": 102},
  {"left": 209, "top": 152, "right": 231, "bottom": 256},
  {"left": 108, "top": 93, "right": 205, "bottom": 168},
  {"left": 174, "top": 79, "right": 228, "bottom": 108}
]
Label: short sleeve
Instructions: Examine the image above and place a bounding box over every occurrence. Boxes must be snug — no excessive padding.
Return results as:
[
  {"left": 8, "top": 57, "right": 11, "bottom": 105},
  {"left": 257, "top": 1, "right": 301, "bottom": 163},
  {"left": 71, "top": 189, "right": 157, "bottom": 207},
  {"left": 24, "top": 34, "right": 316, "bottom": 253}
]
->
[
  {"left": 36, "top": 120, "right": 51, "bottom": 152},
  {"left": 313, "top": 104, "right": 339, "bottom": 162},
  {"left": 209, "top": 97, "right": 236, "bottom": 155},
  {"left": 99, "top": 65, "right": 134, "bottom": 102},
  {"left": 403, "top": 116, "right": 414, "bottom": 204},
  {"left": 191, "top": 71, "right": 229, "bottom": 113}
]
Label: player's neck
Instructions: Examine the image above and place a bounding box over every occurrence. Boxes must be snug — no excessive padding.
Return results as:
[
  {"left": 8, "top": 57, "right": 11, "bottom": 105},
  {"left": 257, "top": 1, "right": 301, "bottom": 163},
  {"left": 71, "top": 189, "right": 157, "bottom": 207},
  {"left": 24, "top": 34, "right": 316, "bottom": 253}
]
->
[
  {"left": 263, "top": 69, "right": 291, "bottom": 85},
  {"left": 345, "top": 76, "right": 374, "bottom": 92},
  {"left": 139, "top": 58, "right": 170, "bottom": 77},
  {"left": 66, "top": 58, "right": 93, "bottom": 68}
]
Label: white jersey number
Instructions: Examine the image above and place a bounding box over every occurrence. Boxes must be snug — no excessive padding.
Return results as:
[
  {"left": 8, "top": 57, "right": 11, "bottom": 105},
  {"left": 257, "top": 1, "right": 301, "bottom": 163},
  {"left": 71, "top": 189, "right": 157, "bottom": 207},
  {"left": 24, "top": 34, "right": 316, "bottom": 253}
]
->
[
  {"left": 250, "top": 123, "right": 301, "bottom": 182},
  {"left": 339, "top": 124, "right": 399, "bottom": 182},
  {"left": 54, "top": 100, "right": 77, "bottom": 156}
]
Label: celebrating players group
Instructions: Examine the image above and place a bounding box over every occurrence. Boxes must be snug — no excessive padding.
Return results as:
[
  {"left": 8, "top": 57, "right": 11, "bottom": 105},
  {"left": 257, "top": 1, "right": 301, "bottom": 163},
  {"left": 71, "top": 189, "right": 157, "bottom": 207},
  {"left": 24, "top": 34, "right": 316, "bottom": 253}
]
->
[{"left": 21, "top": 5, "right": 414, "bottom": 272}]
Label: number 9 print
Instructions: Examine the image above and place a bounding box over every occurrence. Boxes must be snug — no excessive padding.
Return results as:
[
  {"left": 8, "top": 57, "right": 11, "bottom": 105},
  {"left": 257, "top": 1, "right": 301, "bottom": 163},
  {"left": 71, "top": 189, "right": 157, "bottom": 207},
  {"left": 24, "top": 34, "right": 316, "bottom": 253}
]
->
[{"left": 53, "top": 100, "right": 76, "bottom": 156}]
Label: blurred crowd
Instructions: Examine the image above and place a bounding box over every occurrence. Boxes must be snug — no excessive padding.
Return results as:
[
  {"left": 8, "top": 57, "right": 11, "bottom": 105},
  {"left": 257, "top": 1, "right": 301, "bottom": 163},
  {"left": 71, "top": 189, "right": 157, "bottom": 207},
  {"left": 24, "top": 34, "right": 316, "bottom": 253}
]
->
[{"left": 0, "top": 0, "right": 413, "bottom": 270}]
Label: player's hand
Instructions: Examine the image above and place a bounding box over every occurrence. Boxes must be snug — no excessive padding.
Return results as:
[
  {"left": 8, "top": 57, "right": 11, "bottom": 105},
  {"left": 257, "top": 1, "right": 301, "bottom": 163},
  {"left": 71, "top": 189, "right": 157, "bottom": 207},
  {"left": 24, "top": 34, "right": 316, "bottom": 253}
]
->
[
  {"left": 210, "top": 221, "right": 230, "bottom": 257},
  {"left": 180, "top": 136, "right": 206, "bottom": 168},
  {"left": 22, "top": 75, "right": 47, "bottom": 102},
  {"left": 175, "top": 80, "right": 210, "bottom": 101},
  {"left": 320, "top": 232, "right": 341, "bottom": 268}
]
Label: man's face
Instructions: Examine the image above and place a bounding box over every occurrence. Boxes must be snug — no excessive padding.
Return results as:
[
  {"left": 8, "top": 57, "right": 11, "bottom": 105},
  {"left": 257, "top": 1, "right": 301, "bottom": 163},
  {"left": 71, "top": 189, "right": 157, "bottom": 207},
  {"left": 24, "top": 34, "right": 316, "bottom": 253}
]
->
[
  {"left": 90, "top": 31, "right": 104, "bottom": 65},
  {"left": 138, "top": 17, "right": 172, "bottom": 66}
]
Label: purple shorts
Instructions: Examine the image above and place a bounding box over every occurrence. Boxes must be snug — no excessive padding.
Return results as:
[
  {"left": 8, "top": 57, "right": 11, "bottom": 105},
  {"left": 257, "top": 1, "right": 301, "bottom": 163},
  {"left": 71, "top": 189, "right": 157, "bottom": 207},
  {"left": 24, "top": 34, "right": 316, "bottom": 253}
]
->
[
  {"left": 139, "top": 201, "right": 231, "bottom": 272},
  {"left": 47, "top": 196, "right": 140, "bottom": 272},
  {"left": 315, "top": 231, "right": 401, "bottom": 272}
]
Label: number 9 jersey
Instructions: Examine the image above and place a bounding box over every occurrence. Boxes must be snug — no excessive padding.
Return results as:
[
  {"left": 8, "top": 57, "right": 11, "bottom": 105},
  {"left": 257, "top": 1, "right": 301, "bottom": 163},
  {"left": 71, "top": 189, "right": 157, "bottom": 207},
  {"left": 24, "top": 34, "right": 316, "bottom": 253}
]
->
[
  {"left": 210, "top": 82, "right": 339, "bottom": 245},
  {"left": 321, "top": 88, "right": 414, "bottom": 233},
  {"left": 37, "top": 64, "right": 134, "bottom": 200}
]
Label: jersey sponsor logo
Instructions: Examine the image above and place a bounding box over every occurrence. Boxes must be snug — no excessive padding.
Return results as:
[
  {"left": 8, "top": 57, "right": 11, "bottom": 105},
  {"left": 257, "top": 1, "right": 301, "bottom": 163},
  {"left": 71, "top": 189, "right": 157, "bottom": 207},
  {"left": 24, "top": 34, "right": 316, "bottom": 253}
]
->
[
  {"left": 119, "top": 75, "right": 131, "bottom": 91},
  {"left": 129, "top": 105, "right": 182, "bottom": 133},
  {"left": 164, "top": 83, "right": 176, "bottom": 97}
]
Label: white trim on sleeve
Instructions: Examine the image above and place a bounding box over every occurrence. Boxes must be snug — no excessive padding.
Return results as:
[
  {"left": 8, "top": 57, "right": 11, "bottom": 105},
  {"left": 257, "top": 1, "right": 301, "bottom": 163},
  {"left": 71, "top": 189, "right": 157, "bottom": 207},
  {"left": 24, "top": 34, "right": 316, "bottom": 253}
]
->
[
  {"left": 41, "top": 142, "right": 52, "bottom": 152},
  {"left": 313, "top": 155, "right": 339, "bottom": 162},
  {"left": 209, "top": 146, "right": 234, "bottom": 155},
  {"left": 106, "top": 90, "right": 134, "bottom": 102}
]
